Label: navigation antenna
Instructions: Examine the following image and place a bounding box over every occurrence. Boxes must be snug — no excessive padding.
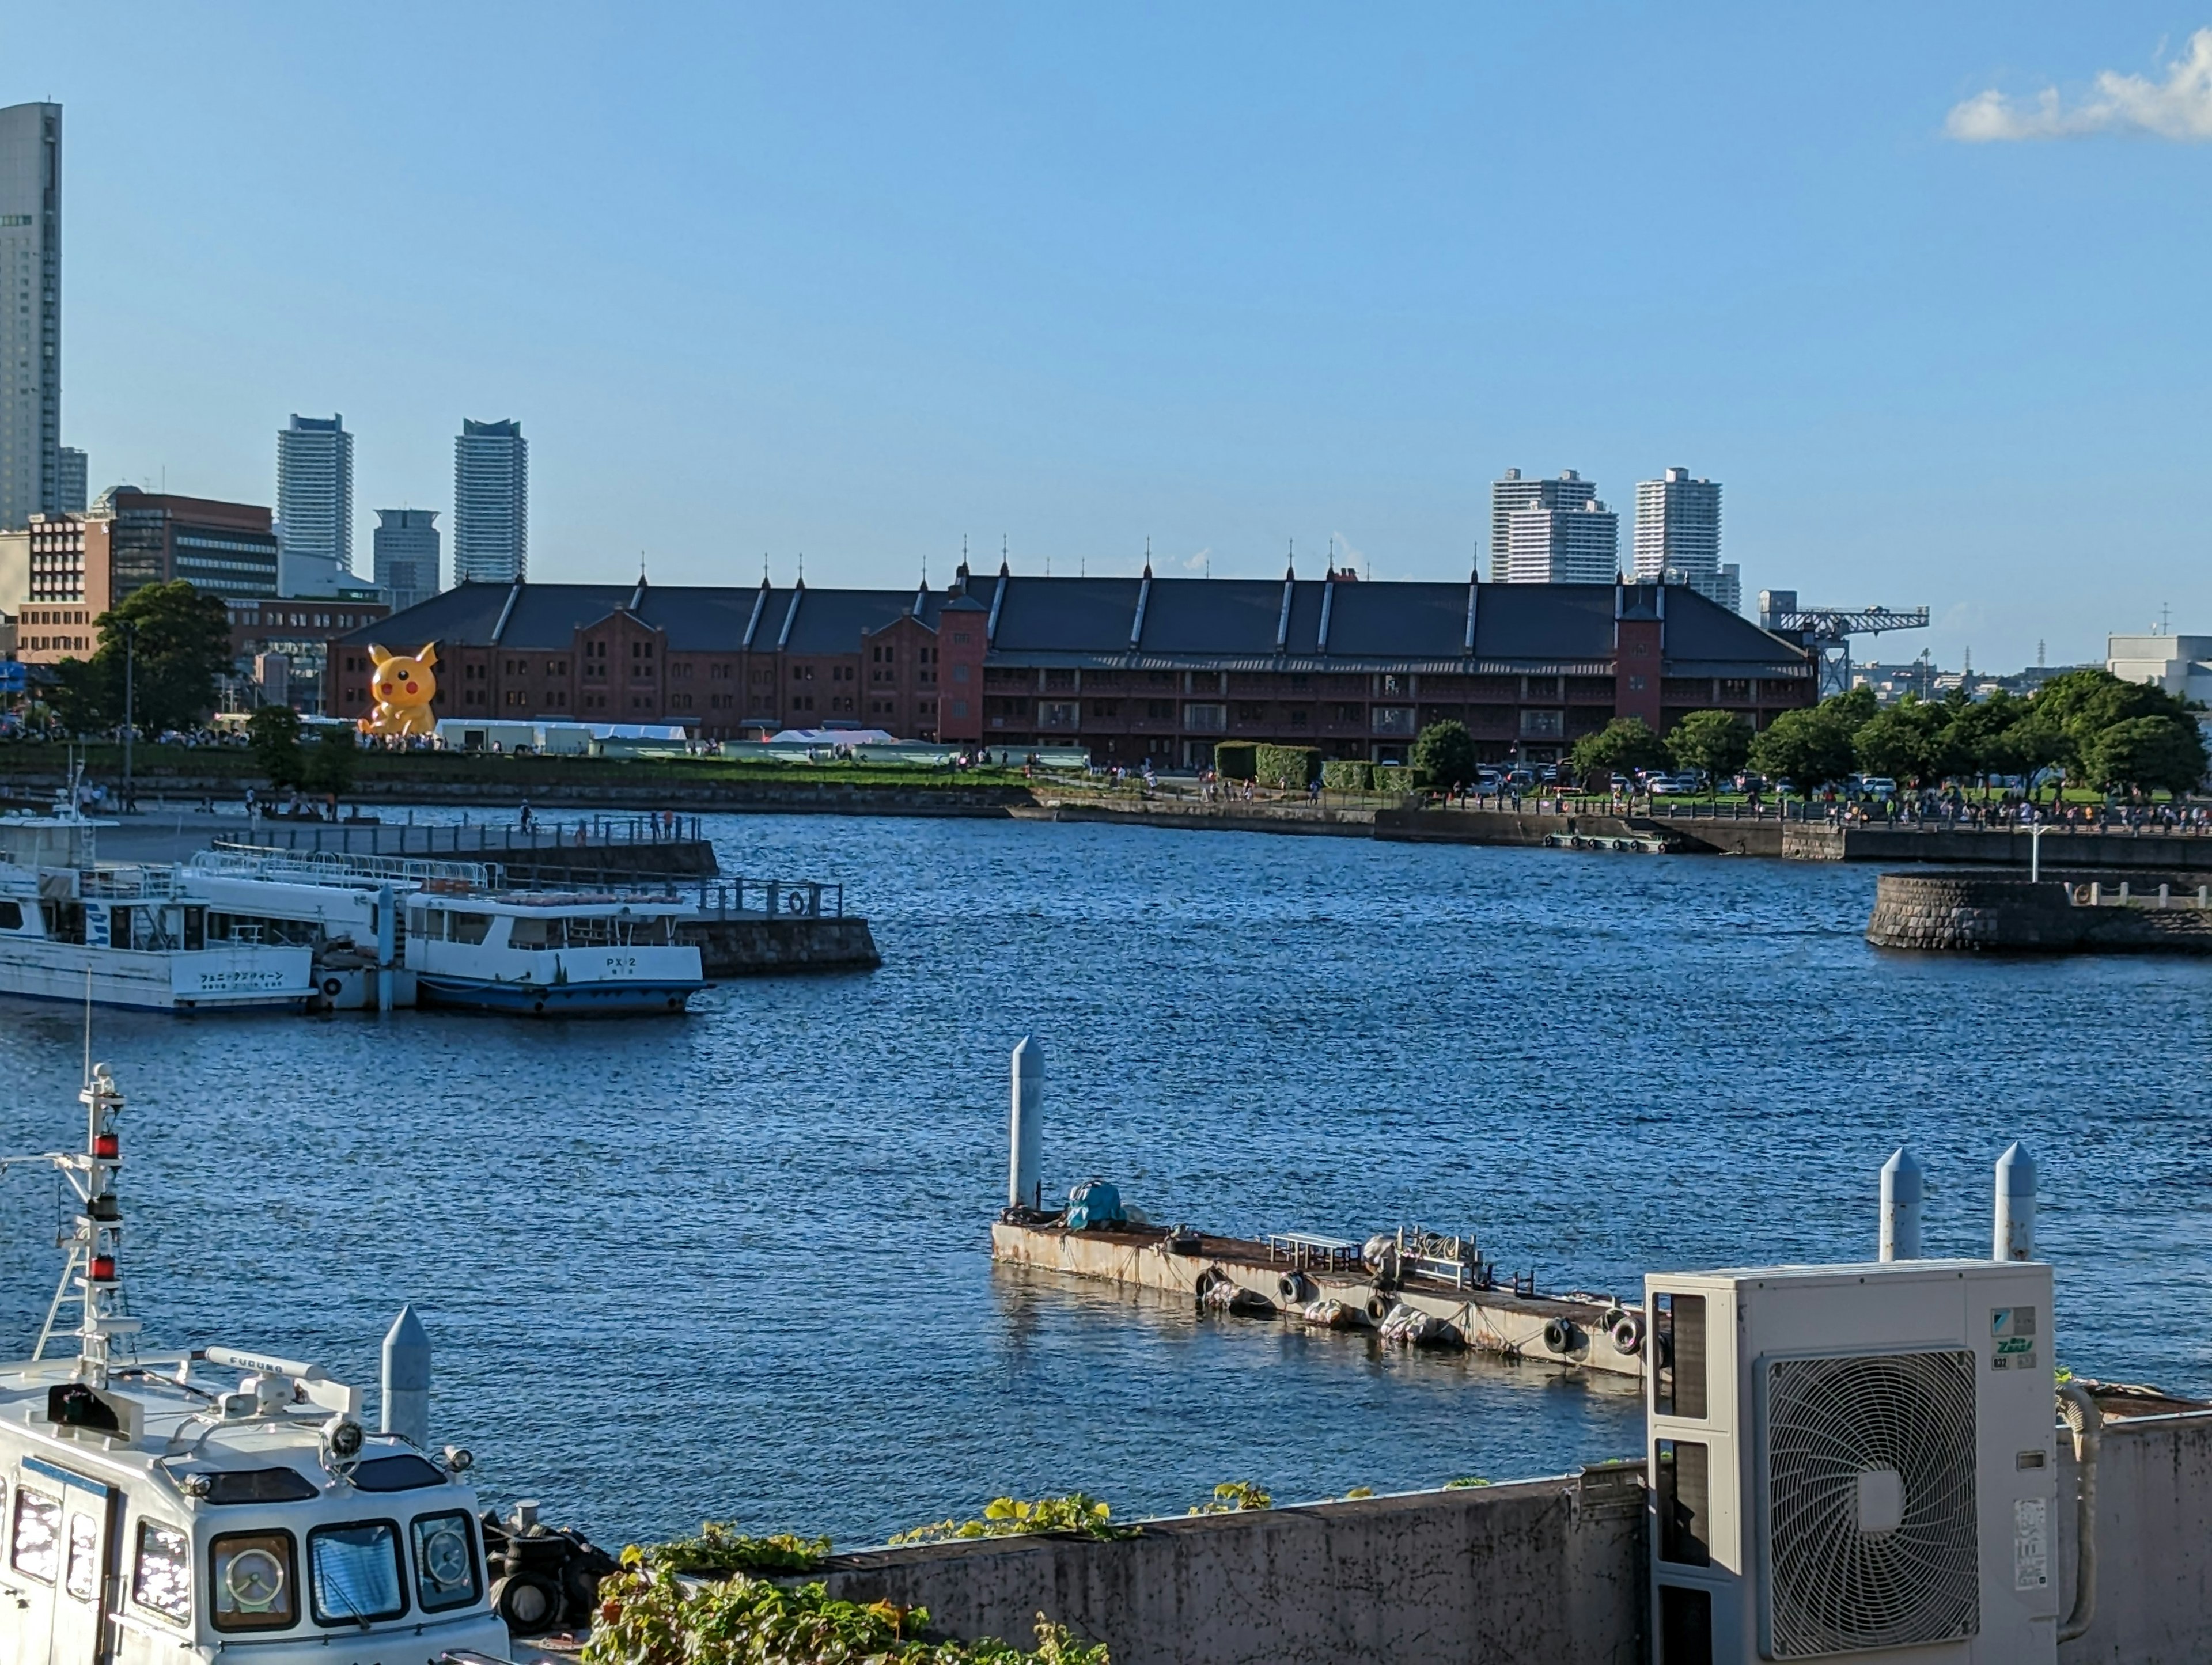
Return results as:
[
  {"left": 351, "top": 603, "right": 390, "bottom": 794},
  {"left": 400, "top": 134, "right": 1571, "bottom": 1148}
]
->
[{"left": 30, "top": 1062, "right": 135, "bottom": 1380}]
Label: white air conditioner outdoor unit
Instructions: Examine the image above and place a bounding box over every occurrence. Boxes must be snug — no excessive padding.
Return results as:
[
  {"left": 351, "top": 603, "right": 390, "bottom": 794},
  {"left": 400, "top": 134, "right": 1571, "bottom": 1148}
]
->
[{"left": 1646, "top": 1260, "right": 2058, "bottom": 1665}]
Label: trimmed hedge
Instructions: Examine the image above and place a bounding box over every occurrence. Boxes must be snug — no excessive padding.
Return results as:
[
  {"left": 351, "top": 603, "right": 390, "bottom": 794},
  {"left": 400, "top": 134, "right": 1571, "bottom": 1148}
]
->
[
  {"left": 1372, "top": 764, "right": 1411, "bottom": 796},
  {"left": 1321, "top": 759, "right": 1371, "bottom": 792},
  {"left": 1253, "top": 744, "right": 1320, "bottom": 788},
  {"left": 1213, "top": 742, "right": 1257, "bottom": 780}
]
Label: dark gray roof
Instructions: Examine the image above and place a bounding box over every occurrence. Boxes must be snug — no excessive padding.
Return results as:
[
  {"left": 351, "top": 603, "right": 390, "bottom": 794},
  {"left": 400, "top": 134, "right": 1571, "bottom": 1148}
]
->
[{"left": 334, "top": 576, "right": 1808, "bottom": 674}]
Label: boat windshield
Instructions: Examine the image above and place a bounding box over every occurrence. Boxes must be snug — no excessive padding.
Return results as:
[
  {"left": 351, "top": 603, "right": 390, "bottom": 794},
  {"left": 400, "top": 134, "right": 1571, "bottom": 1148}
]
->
[
  {"left": 347, "top": 1454, "right": 445, "bottom": 1493},
  {"left": 203, "top": 1468, "right": 319, "bottom": 1505},
  {"left": 309, "top": 1522, "right": 405, "bottom": 1626}
]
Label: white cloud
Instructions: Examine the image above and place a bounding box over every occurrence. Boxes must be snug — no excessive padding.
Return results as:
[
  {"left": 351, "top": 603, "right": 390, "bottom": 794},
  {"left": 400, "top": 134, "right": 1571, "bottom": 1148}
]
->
[
  {"left": 1948, "top": 29, "right": 2212, "bottom": 141},
  {"left": 1179, "top": 546, "right": 1211, "bottom": 574}
]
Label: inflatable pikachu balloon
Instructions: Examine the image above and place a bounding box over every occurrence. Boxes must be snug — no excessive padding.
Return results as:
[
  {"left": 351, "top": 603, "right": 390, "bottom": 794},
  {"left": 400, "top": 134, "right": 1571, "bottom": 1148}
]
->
[{"left": 361, "top": 643, "right": 440, "bottom": 737}]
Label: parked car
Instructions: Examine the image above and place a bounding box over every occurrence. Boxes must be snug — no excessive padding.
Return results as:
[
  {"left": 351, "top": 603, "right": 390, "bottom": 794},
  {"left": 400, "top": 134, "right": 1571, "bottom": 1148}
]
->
[{"left": 1859, "top": 776, "right": 1898, "bottom": 799}]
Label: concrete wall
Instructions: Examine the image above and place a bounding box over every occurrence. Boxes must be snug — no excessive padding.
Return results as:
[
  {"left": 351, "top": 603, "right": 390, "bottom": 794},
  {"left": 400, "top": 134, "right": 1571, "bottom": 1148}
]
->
[
  {"left": 1866, "top": 871, "right": 2212, "bottom": 954},
  {"left": 813, "top": 1465, "right": 1645, "bottom": 1665},
  {"left": 682, "top": 915, "right": 880, "bottom": 976},
  {"left": 2059, "top": 1410, "right": 2212, "bottom": 1664},
  {"left": 1789, "top": 824, "right": 2212, "bottom": 869}
]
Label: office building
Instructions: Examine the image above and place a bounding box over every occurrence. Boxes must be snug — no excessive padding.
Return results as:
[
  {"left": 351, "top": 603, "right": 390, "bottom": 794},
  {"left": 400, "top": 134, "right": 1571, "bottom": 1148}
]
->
[
  {"left": 373, "top": 508, "right": 441, "bottom": 611},
  {"left": 328, "top": 566, "right": 1814, "bottom": 763},
  {"left": 275, "top": 414, "right": 355, "bottom": 596},
  {"left": 453, "top": 419, "right": 527, "bottom": 583},
  {"left": 1634, "top": 465, "right": 1739, "bottom": 613},
  {"left": 0, "top": 104, "right": 60, "bottom": 532},
  {"left": 55, "top": 446, "right": 84, "bottom": 513},
  {"left": 1490, "top": 469, "right": 1596, "bottom": 580},
  {"left": 228, "top": 594, "right": 389, "bottom": 715},
  {"left": 93, "top": 488, "right": 280, "bottom": 603},
  {"left": 2109, "top": 633, "right": 2212, "bottom": 708},
  {"left": 1502, "top": 499, "right": 1619, "bottom": 585}
]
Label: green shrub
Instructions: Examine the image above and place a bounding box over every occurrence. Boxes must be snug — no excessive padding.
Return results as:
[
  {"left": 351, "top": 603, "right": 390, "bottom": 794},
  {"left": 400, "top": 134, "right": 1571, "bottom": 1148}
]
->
[
  {"left": 1371, "top": 764, "right": 1411, "bottom": 797},
  {"left": 1212, "top": 742, "right": 1257, "bottom": 780},
  {"left": 1188, "top": 1481, "right": 1272, "bottom": 1515},
  {"left": 585, "top": 1557, "right": 1109, "bottom": 1665},
  {"left": 1321, "top": 759, "right": 1372, "bottom": 793},
  {"left": 889, "top": 1494, "right": 1134, "bottom": 1546},
  {"left": 1253, "top": 745, "right": 1320, "bottom": 788},
  {"left": 643, "top": 1523, "right": 830, "bottom": 1575}
]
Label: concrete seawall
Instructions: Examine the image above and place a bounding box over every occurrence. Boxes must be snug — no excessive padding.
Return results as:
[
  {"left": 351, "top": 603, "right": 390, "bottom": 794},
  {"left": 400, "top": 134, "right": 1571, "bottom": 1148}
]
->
[
  {"left": 816, "top": 1465, "right": 1646, "bottom": 1665},
  {"left": 681, "top": 915, "right": 880, "bottom": 976},
  {"left": 1866, "top": 870, "right": 2212, "bottom": 953}
]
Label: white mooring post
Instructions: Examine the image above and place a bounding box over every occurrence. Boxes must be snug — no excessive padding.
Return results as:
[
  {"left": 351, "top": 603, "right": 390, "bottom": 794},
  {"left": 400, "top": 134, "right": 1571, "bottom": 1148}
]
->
[
  {"left": 1879, "top": 1147, "right": 1923, "bottom": 1262},
  {"left": 1009, "top": 1036, "right": 1043, "bottom": 1212},
  {"left": 381, "top": 1305, "right": 430, "bottom": 1447},
  {"left": 1994, "top": 1141, "right": 2037, "bottom": 1261}
]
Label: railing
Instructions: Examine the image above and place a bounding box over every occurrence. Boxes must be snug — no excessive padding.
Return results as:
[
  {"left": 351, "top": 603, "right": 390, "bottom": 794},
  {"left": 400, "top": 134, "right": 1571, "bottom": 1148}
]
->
[
  {"left": 1264, "top": 1232, "right": 1363, "bottom": 1273},
  {"left": 78, "top": 865, "right": 182, "bottom": 900},
  {"left": 688, "top": 878, "right": 844, "bottom": 920},
  {"left": 258, "top": 814, "right": 709, "bottom": 857},
  {"left": 2074, "top": 881, "right": 2212, "bottom": 909},
  {"left": 202, "top": 843, "right": 497, "bottom": 889}
]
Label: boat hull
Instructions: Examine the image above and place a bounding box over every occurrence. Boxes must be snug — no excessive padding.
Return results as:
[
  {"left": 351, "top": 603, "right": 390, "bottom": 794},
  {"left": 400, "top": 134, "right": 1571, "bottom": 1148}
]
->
[
  {"left": 415, "top": 974, "right": 706, "bottom": 1015},
  {"left": 0, "top": 940, "right": 314, "bottom": 1012}
]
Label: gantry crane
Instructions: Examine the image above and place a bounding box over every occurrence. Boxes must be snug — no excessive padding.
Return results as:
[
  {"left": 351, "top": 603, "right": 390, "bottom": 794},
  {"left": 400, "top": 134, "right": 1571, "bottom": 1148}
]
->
[{"left": 1758, "top": 590, "right": 1931, "bottom": 700}]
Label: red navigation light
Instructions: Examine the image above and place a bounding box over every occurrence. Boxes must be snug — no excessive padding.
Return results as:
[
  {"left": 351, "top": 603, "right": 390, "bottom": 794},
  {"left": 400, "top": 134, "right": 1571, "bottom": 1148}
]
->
[
  {"left": 89, "top": 1255, "right": 116, "bottom": 1283},
  {"left": 93, "top": 1133, "right": 118, "bottom": 1159}
]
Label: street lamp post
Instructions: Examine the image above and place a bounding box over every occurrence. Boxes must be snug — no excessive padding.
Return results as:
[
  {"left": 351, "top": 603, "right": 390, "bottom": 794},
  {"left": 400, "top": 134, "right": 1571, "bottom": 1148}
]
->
[{"left": 122, "top": 621, "right": 135, "bottom": 813}]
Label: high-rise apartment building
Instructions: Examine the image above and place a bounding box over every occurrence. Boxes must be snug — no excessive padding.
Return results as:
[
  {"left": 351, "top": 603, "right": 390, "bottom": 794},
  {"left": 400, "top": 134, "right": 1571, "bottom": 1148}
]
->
[
  {"left": 0, "top": 104, "right": 60, "bottom": 532},
  {"left": 55, "top": 445, "right": 84, "bottom": 513},
  {"left": 1503, "top": 499, "right": 1619, "bottom": 584},
  {"left": 276, "top": 413, "right": 355, "bottom": 596},
  {"left": 1490, "top": 469, "right": 1596, "bottom": 580},
  {"left": 1633, "top": 466, "right": 1738, "bottom": 613},
  {"left": 453, "top": 418, "right": 527, "bottom": 583},
  {"left": 373, "top": 508, "right": 440, "bottom": 612}
]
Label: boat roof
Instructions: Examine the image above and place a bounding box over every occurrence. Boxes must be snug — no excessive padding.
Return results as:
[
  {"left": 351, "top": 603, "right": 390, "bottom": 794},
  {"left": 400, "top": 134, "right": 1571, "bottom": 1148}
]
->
[{"left": 408, "top": 889, "right": 690, "bottom": 916}]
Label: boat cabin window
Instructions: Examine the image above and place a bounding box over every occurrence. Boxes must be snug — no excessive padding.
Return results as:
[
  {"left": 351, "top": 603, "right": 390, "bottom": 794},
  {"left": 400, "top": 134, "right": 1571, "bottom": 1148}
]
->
[
  {"left": 210, "top": 1529, "right": 296, "bottom": 1631},
  {"left": 12, "top": 1485, "right": 59, "bottom": 1583},
  {"left": 63, "top": 1511, "right": 98, "bottom": 1601},
  {"left": 0, "top": 900, "right": 21, "bottom": 930},
  {"left": 508, "top": 916, "right": 551, "bottom": 948},
  {"left": 409, "top": 909, "right": 444, "bottom": 941},
  {"left": 308, "top": 1521, "right": 407, "bottom": 1626},
  {"left": 203, "top": 1467, "right": 319, "bottom": 1505},
  {"left": 132, "top": 1521, "right": 191, "bottom": 1624},
  {"left": 447, "top": 912, "right": 493, "bottom": 946},
  {"left": 410, "top": 1510, "right": 480, "bottom": 1611},
  {"left": 349, "top": 1454, "right": 445, "bottom": 1493}
]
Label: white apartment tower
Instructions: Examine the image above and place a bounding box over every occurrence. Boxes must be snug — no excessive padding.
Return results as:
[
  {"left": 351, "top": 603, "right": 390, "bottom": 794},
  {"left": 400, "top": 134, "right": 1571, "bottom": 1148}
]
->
[
  {"left": 0, "top": 104, "right": 60, "bottom": 532},
  {"left": 1503, "top": 499, "right": 1619, "bottom": 584},
  {"left": 276, "top": 413, "right": 355, "bottom": 596},
  {"left": 1634, "top": 465, "right": 1740, "bottom": 613},
  {"left": 453, "top": 418, "right": 527, "bottom": 584},
  {"left": 1490, "top": 468, "right": 1596, "bottom": 580}
]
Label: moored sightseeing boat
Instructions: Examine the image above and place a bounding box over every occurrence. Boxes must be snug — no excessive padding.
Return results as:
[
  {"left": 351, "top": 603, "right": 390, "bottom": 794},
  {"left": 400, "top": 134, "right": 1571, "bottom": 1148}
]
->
[{"left": 404, "top": 889, "right": 707, "bottom": 1015}]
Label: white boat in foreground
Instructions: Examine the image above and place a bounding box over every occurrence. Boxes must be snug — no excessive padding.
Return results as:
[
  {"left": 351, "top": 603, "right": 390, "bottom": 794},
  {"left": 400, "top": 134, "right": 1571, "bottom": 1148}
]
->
[
  {"left": 0, "top": 1063, "right": 517, "bottom": 1665},
  {"left": 406, "top": 889, "right": 708, "bottom": 1015},
  {"left": 0, "top": 817, "right": 312, "bottom": 1012}
]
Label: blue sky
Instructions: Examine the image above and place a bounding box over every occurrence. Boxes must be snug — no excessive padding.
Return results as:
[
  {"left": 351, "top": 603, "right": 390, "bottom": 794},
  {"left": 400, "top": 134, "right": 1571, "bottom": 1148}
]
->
[{"left": 10, "top": 4, "right": 2212, "bottom": 669}]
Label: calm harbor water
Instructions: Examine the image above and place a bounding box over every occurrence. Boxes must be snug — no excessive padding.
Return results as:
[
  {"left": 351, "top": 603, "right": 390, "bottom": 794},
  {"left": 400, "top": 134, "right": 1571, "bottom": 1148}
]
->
[{"left": 1, "top": 812, "right": 2209, "bottom": 1549}]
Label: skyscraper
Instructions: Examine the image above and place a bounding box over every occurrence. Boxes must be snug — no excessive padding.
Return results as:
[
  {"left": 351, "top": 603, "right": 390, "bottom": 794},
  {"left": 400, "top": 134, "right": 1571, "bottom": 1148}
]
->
[
  {"left": 276, "top": 413, "right": 355, "bottom": 596},
  {"left": 55, "top": 445, "right": 84, "bottom": 513},
  {"left": 453, "top": 418, "right": 527, "bottom": 583},
  {"left": 1503, "top": 499, "right": 1619, "bottom": 584},
  {"left": 0, "top": 104, "right": 60, "bottom": 532},
  {"left": 1489, "top": 468, "right": 1595, "bottom": 580},
  {"left": 373, "top": 508, "right": 440, "bottom": 612},
  {"left": 1634, "top": 466, "right": 1738, "bottom": 613}
]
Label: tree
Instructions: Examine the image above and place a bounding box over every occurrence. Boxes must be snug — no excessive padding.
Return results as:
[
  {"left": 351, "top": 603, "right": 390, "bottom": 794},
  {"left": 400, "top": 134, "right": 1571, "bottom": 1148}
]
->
[
  {"left": 300, "top": 727, "right": 358, "bottom": 798},
  {"left": 44, "top": 657, "right": 118, "bottom": 736},
  {"left": 1570, "top": 716, "right": 1669, "bottom": 779},
  {"left": 1410, "top": 720, "right": 1478, "bottom": 791},
  {"left": 248, "top": 704, "right": 305, "bottom": 788},
  {"left": 2081, "top": 714, "right": 2207, "bottom": 797},
  {"left": 1748, "top": 706, "right": 1857, "bottom": 792},
  {"left": 1666, "top": 710, "right": 1751, "bottom": 782},
  {"left": 1851, "top": 696, "right": 1960, "bottom": 787},
  {"left": 86, "top": 582, "right": 236, "bottom": 735}
]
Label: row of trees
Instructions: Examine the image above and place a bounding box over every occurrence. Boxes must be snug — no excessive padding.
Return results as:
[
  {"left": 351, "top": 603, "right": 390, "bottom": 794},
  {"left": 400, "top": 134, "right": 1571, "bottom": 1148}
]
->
[
  {"left": 247, "top": 706, "right": 357, "bottom": 795},
  {"left": 1562, "top": 669, "right": 2208, "bottom": 797}
]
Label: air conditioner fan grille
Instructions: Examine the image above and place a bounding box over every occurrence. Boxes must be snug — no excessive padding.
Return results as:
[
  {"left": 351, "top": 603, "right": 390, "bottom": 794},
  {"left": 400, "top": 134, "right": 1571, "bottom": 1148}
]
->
[{"left": 1763, "top": 1349, "right": 1980, "bottom": 1657}]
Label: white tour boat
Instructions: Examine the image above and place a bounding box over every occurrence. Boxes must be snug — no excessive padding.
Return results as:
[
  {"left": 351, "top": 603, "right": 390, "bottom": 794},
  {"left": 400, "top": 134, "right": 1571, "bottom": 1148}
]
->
[
  {"left": 0, "top": 817, "right": 313, "bottom": 1013},
  {"left": 0, "top": 1063, "right": 521, "bottom": 1665},
  {"left": 405, "top": 889, "right": 707, "bottom": 1015}
]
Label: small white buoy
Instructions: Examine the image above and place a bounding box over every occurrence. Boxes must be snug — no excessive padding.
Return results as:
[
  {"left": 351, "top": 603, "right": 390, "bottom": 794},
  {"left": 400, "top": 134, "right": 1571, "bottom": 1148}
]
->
[
  {"left": 1008, "top": 1037, "right": 1043, "bottom": 1212},
  {"left": 1994, "top": 1142, "right": 2036, "bottom": 1262}
]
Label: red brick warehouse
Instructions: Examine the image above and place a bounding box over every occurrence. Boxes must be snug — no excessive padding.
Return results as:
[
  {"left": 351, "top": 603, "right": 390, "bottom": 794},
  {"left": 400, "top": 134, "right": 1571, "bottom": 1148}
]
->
[{"left": 327, "top": 562, "right": 1815, "bottom": 765}]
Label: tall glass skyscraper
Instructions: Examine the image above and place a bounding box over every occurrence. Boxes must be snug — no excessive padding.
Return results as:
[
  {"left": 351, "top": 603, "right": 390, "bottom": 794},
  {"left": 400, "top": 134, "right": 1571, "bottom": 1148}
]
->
[
  {"left": 1634, "top": 466, "right": 1738, "bottom": 614},
  {"left": 276, "top": 412, "right": 355, "bottom": 595},
  {"left": 373, "top": 508, "right": 440, "bottom": 612},
  {"left": 0, "top": 103, "right": 60, "bottom": 533},
  {"left": 453, "top": 418, "right": 527, "bottom": 583}
]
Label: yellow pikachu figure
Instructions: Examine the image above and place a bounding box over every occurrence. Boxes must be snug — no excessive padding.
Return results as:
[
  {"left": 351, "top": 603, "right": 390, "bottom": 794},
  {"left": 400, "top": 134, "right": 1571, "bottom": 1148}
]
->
[{"left": 362, "top": 643, "right": 440, "bottom": 737}]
